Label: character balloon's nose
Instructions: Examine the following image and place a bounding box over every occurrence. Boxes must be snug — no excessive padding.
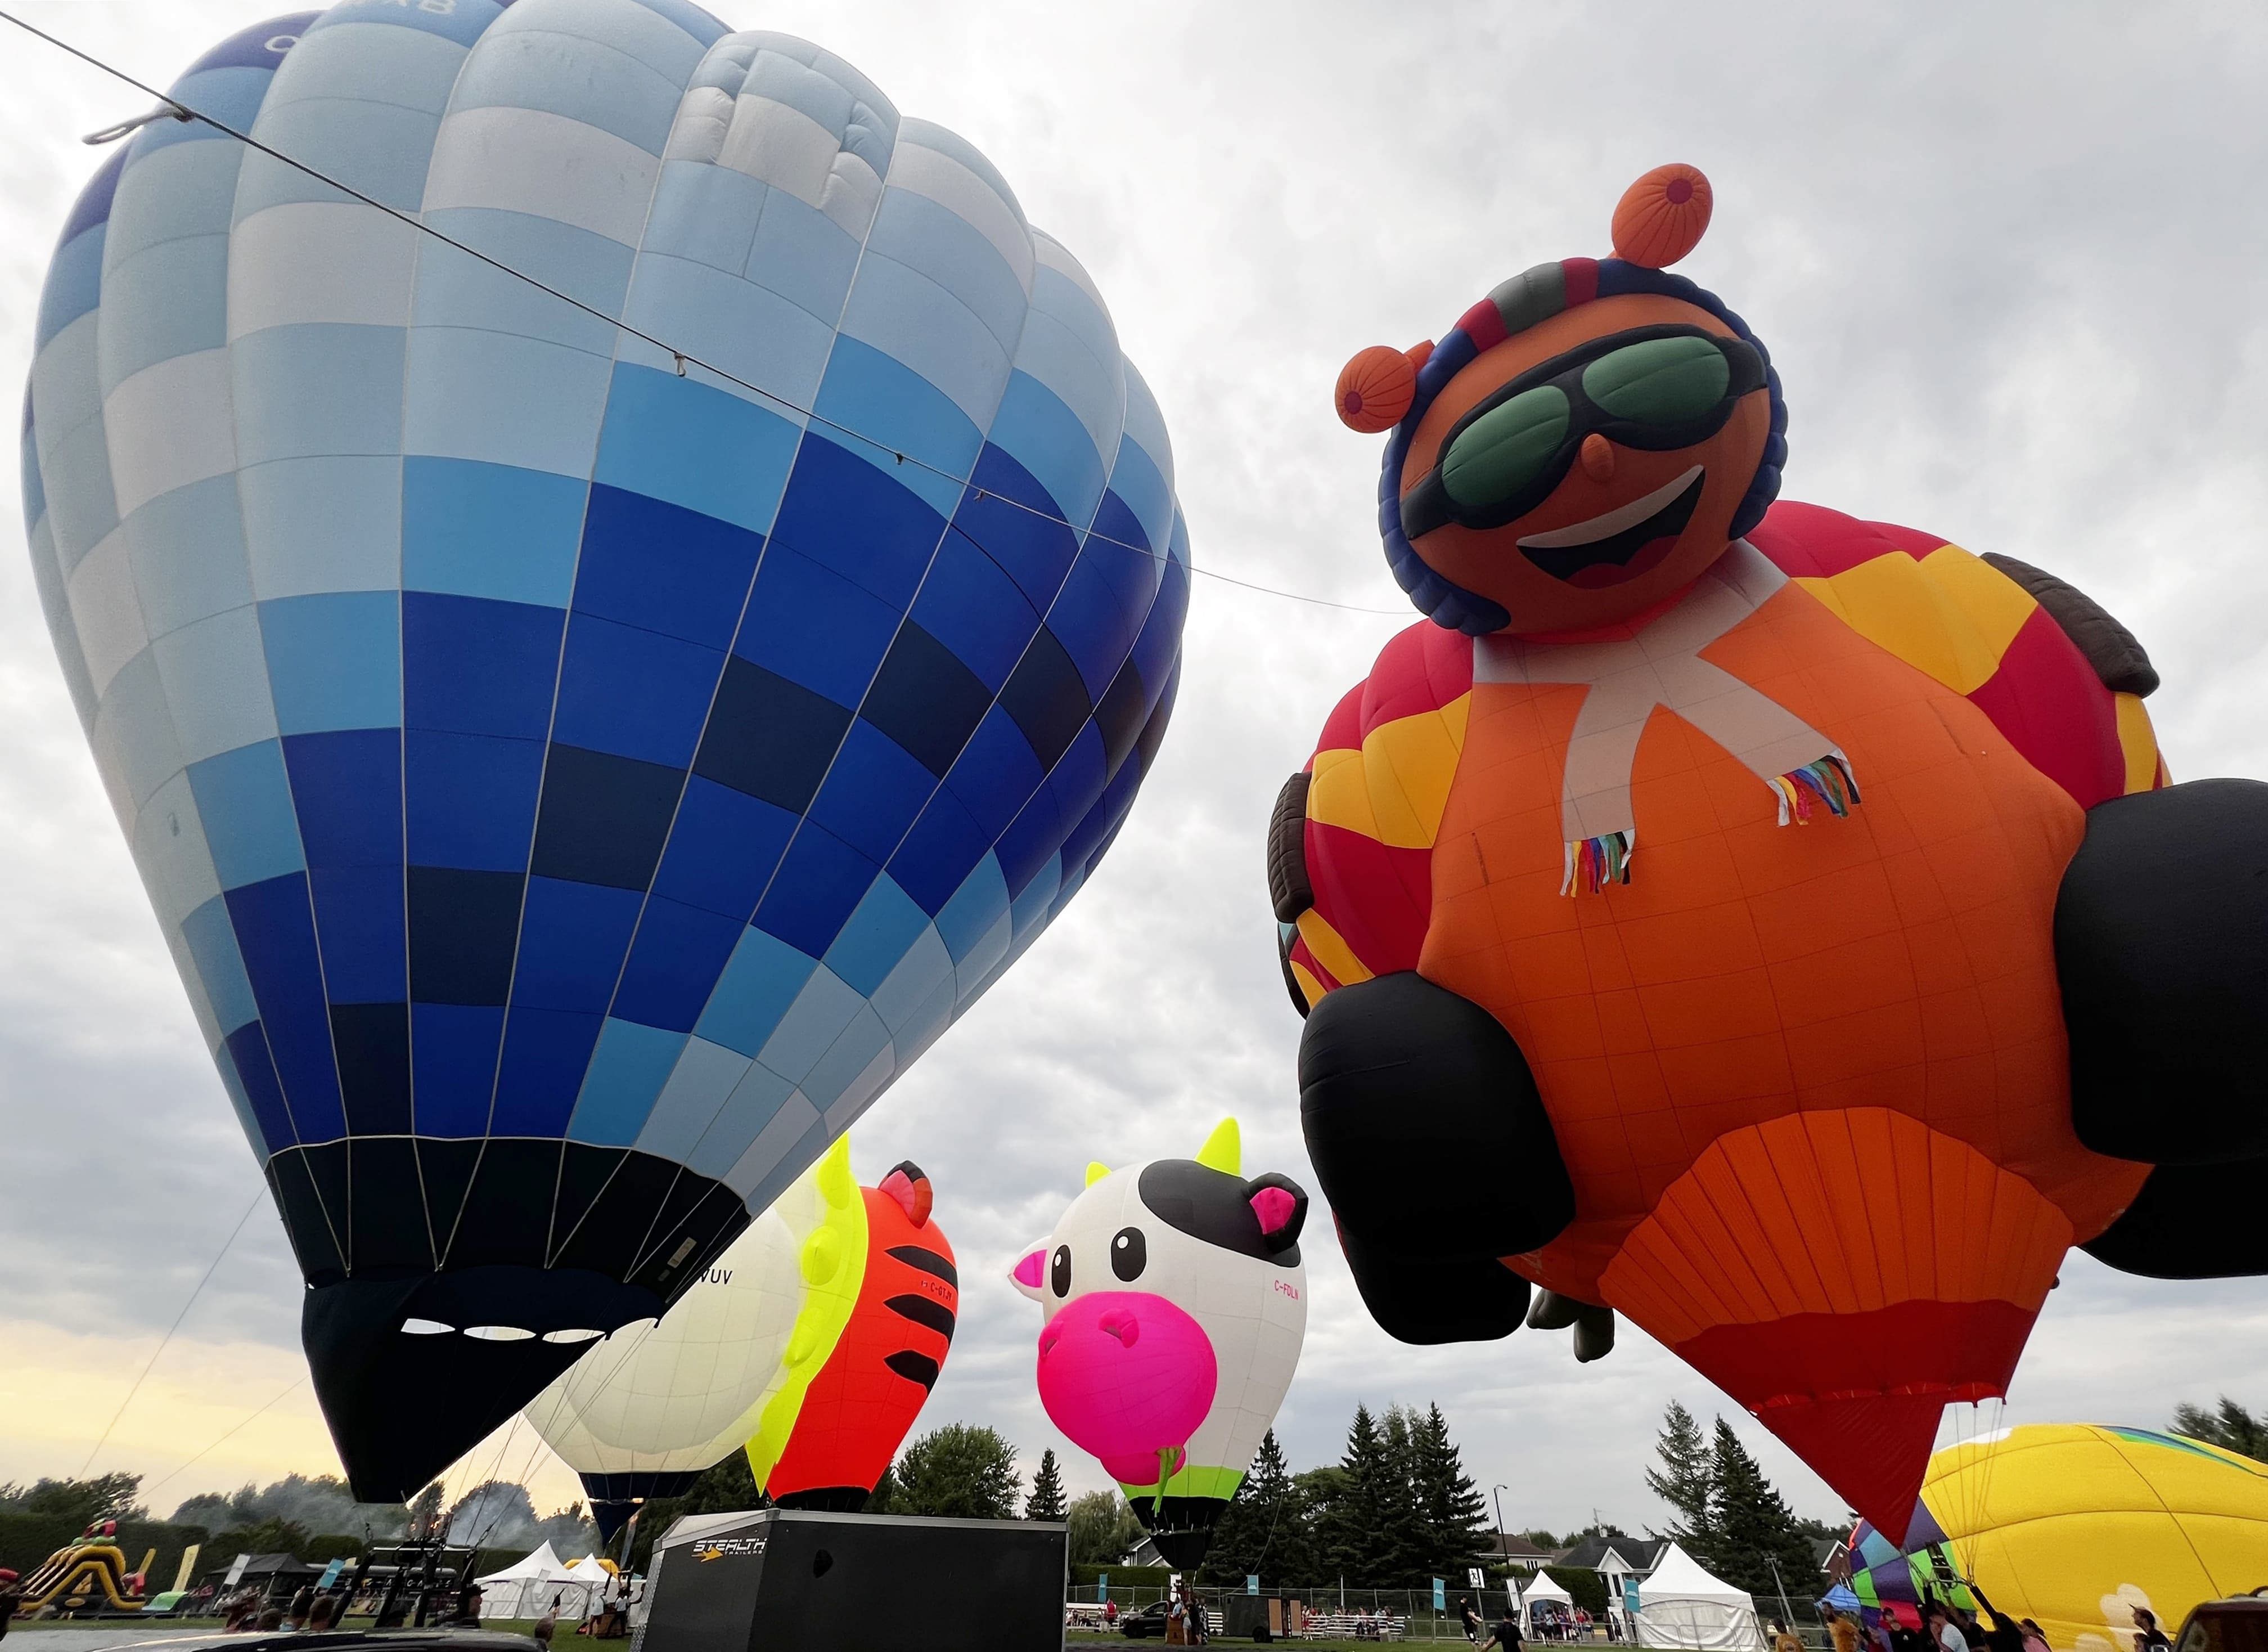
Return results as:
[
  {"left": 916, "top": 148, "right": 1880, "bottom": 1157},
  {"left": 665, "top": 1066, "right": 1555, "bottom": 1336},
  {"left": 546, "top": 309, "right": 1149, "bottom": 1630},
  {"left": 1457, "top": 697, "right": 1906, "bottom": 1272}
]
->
[{"left": 1034, "top": 1290, "right": 1216, "bottom": 1469}]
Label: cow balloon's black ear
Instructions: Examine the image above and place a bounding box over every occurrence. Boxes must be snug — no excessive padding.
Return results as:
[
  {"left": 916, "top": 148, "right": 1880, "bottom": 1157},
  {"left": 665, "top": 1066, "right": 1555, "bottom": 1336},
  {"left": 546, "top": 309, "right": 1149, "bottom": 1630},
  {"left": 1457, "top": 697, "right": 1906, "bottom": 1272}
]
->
[{"left": 1244, "top": 1171, "right": 1308, "bottom": 1252}]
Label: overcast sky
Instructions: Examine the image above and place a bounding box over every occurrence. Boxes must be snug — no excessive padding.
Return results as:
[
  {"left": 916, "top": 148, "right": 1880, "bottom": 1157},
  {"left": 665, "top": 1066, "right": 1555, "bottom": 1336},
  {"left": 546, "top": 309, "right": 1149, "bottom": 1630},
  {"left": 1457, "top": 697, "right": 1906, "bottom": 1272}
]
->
[{"left": 2, "top": 0, "right": 2266, "bottom": 1541}]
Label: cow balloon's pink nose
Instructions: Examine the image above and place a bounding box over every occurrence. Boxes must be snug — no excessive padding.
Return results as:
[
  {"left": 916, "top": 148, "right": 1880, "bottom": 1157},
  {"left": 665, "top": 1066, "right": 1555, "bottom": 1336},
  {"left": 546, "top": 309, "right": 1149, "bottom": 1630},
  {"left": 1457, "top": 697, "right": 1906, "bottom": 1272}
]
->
[{"left": 1035, "top": 1291, "right": 1216, "bottom": 1468}]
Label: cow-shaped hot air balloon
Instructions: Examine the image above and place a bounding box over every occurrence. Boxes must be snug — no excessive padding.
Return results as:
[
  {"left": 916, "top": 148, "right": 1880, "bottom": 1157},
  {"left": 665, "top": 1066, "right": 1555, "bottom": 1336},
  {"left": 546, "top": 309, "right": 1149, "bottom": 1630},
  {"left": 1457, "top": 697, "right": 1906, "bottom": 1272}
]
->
[
  {"left": 1012, "top": 1120, "right": 1307, "bottom": 1568},
  {"left": 22, "top": 1, "right": 1186, "bottom": 1499},
  {"left": 1272, "top": 163, "right": 2268, "bottom": 1538}
]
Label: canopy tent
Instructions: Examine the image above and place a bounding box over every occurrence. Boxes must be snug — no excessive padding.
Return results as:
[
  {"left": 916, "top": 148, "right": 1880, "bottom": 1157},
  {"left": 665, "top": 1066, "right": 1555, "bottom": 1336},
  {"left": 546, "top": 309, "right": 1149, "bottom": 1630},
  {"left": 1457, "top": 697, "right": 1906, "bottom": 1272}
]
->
[
  {"left": 1820, "top": 1586, "right": 1864, "bottom": 1614},
  {"left": 477, "top": 1542, "right": 571, "bottom": 1584},
  {"left": 1635, "top": 1543, "right": 1766, "bottom": 1652},
  {"left": 476, "top": 1543, "right": 601, "bottom": 1623},
  {"left": 1515, "top": 1567, "right": 1576, "bottom": 1633}
]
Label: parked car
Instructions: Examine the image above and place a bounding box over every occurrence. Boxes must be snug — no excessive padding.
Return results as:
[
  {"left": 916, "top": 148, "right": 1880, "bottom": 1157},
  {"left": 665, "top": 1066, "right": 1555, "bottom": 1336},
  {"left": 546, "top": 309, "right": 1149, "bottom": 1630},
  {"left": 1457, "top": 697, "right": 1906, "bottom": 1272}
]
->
[
  {"left": 2175, "top": 1593, "right": 2268, "bottom": 1652},
  {"left": 1120, "top": 1600, "right": 1173, "bottom": 1638}
]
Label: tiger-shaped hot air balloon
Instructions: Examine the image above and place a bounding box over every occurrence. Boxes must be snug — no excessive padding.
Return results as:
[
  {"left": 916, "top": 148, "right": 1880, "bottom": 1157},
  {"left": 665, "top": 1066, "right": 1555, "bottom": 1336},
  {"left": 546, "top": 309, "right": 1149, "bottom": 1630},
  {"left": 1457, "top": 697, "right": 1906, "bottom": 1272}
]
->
[{"left": 745, "top": 1142, "right": 957, "bottom": 1509}]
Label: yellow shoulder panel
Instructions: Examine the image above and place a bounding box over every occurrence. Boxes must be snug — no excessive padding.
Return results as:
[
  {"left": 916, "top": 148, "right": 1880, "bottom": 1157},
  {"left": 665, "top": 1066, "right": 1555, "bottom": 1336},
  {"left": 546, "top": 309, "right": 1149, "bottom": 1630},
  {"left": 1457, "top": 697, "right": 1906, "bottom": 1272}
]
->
[
  {"left": 1305, "top": 693, "right": 1470, "bottom": 849},
  {"left": 1793, "top": 544, "right": 2037, "bottom": 696},
  {"left": 1294, "top": 908, "right": 1374, "bottom": 989},
  {"left": 2114, "top": 692, "right": 2164, "bottom": 793}
]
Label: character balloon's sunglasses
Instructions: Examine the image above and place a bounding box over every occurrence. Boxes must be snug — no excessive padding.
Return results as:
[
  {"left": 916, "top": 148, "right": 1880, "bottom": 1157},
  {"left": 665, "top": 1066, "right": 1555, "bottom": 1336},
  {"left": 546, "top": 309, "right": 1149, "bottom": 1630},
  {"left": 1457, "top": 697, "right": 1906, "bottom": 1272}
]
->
[{"left": 1399, "top": 326, "right": 1767, "bottom": 539}]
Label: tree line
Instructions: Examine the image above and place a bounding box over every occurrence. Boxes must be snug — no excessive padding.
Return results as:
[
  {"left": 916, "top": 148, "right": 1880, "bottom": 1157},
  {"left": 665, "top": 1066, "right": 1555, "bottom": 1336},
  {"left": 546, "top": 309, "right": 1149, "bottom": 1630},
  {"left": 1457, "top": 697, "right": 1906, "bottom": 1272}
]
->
[
  {"left": 1182, "top": 1403, "right": 1497, "bottom": 1590},
  {"left": 17, "top": 1389, "right": 2252, "bottom": 1587}
]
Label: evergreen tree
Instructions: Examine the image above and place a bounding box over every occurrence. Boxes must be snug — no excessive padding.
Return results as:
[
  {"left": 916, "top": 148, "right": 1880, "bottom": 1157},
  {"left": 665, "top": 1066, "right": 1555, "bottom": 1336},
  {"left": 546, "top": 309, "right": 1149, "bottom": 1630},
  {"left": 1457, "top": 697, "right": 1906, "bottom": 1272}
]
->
[
  {"left": 1318, "top": 1405, "right": 1392, "bottom": 1585},
  {"left": 1411, "top": 1404, "right": 1494, "bottom": 1586},
  {"left": 1706, "top": 1418, "right": 1816, "bottom": 1605},
  {"left": 1645, "top": 1400, "right": 1716, "bottom": 1549},
  {"left": 1025, "top": 1449, "right": 1069, "bottom": 1521},
  {"left": 1378, "top": 1407, "right": 1426, "bottom": 1586},
  {"left": 1292, "top": 1466, "right": 1348, "bottom": 1586},
  {"left": 2171, "top": 1398, "right": 2267, "bottom": 1462},
  {"left": 1200, "top": 1430, "right": 1312, "bottom": 1587}
]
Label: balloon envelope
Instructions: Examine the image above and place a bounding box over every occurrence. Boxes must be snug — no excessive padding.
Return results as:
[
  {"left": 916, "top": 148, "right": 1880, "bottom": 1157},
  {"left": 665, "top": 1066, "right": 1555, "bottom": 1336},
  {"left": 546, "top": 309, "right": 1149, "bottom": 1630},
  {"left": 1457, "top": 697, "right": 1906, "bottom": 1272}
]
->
[
  {"left": 749, "top": 1154, "right": 957, "bottom": 1508},
  {"left": 23, "top": 0, "right": 1186, "bottom": 1497},
  {"left": 1846, "top": 1423, "right": 2268, "bottom": 1652},
  {"left": 1012, "top": 1121, "right": 1308, "bottom": 1567},
  {"left": 525, "top": 1203, "right": 804, "bottom": 1542}
]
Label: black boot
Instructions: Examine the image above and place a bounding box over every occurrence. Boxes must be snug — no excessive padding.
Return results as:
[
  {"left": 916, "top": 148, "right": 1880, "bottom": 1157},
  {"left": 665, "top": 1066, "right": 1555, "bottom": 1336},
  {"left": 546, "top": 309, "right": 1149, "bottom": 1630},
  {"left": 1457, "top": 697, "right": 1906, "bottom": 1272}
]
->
[
  {"left": 1297, "top": 971, "right": 1574, "bottom": 1342},
  {"left": 2058, "top": 778, "right": 2268, "bottom": 1281},
  {"left": 2057, "top": 778, "right": 2268, "bottom": 1166}
]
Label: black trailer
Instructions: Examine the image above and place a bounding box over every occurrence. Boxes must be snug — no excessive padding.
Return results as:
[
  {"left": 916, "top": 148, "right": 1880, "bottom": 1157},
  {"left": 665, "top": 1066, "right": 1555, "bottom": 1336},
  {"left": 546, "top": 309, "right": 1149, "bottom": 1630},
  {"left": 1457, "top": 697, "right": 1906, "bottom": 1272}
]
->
[{"left": 636, "top": 1507, "right": 1066, "bottom": 1652}]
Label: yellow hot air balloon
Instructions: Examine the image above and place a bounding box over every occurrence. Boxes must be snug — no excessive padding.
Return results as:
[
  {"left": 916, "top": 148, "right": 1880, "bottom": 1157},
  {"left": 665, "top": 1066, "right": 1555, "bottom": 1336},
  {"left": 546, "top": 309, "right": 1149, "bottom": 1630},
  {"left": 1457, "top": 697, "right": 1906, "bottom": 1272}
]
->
[{"left": 1846, "top": 1424, "right": 2268, "bottom": 1651}]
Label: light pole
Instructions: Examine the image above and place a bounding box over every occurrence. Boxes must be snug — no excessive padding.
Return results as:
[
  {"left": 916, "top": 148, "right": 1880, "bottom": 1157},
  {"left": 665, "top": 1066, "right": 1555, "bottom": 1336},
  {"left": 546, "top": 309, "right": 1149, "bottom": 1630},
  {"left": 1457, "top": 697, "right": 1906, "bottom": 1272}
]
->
[{"left": 1493, "top": 1486, "right": 1524, "bottom": 1624}]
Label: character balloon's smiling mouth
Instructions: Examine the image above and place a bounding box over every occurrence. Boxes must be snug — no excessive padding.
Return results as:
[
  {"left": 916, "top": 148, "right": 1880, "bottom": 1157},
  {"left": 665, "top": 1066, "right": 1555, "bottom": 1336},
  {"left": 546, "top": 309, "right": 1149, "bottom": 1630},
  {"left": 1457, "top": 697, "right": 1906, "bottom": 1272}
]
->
[{"left": 1516, "top": 465, "right": 1704, "bottom": 587}]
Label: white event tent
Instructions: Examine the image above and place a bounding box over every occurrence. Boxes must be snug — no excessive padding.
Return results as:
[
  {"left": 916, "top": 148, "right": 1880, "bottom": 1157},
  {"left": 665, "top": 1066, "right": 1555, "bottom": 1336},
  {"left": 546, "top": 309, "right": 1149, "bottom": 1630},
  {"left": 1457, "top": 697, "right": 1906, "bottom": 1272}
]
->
[
  {"left": 1515, "top": 1566, "right": 1576, "bottom": 1633},
  {"left": 1633, "top": 1543, "right": 1766, "bottom": 1652},
  {"left": 476, "top": 1543, "right": 606, "bottom": 1622}
]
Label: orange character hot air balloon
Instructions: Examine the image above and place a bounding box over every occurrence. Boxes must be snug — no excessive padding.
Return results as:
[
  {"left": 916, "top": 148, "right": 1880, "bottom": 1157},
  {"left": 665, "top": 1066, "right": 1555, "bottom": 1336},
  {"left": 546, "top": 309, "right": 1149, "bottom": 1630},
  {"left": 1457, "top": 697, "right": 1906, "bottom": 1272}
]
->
[
  {"left": 1272, "top": 165, "right": 2268, "bottom": 1539},
  {"left": 745, "top": 1148, "right": 957, "bottom": 1510}
]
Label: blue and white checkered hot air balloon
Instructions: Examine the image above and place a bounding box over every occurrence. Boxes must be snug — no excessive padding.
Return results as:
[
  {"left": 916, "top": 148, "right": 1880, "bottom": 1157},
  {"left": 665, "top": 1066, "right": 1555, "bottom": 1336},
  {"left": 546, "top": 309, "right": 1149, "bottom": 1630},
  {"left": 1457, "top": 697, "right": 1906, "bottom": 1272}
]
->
[{"left": 21, "top": 0, "right": 1187, "bottom": 1499}]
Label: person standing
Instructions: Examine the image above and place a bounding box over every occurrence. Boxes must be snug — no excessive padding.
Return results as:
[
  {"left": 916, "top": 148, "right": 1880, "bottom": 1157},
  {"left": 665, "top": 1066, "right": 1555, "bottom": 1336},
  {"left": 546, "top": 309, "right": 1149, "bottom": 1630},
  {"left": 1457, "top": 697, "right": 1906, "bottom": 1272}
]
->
[
  {"left": 1929, "top": 1604, "right": 1970, "bottom": 1652},
  {"left": 1485, "top": 1606, "right": 1527, "bottom": 1652},
  {"left": 2134, "top": 1608, "right": 2172, "bottom": 1652},
  {"left": 0, "top": 1568, "right": 22, "bottom": 1644},
  {"left": 1832, "top": 1608, "right": 1863, "bottom": 1652},
  {"left": 1774, "top": 1618, "right": 1806, "bottom": 1652},
  {"left": 2019, "top": 1622, "right": 2050, "bottom": 1652}
]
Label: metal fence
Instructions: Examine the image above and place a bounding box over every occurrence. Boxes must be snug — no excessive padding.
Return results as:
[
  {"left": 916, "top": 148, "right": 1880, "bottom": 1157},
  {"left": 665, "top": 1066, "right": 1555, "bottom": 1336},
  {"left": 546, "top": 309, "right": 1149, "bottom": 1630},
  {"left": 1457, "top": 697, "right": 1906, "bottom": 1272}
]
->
[{"left": 1065, "top": 1583, "right": 1558, "bottom": 1641}]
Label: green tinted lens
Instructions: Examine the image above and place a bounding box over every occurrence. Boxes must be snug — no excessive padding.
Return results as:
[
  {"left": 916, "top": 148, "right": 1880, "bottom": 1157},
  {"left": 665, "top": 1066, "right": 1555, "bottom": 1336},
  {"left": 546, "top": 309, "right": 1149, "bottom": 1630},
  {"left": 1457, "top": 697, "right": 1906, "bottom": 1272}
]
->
[
  {"left": 1440, "top": 385, "right": 1570, "bottom": 509},
  {"left": 1581, "top": 335, "right": 1730, "bottom": 424}
]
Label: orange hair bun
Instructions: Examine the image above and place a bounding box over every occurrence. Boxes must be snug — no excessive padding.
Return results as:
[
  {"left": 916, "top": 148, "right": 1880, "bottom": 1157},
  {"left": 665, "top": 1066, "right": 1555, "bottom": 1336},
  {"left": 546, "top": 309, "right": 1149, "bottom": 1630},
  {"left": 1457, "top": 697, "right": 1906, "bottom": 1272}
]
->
[
  {"left": 1611, "top": 163, "right": 1712, "bottom": 269},
  {"left": 1335, "top": 344, "right": 1418, "bottom": 433}
]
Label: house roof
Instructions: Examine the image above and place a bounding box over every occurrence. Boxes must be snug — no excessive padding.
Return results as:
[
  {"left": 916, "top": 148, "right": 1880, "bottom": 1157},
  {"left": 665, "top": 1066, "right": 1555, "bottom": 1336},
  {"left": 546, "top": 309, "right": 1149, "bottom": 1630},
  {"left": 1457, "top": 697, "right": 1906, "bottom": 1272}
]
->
[
  {"left": 1557, "top": 1533, "right": 1671, "bottom": 1574},
  {"left": 1490, "top": 1534, "right": 1556, "bottom": 1561}
]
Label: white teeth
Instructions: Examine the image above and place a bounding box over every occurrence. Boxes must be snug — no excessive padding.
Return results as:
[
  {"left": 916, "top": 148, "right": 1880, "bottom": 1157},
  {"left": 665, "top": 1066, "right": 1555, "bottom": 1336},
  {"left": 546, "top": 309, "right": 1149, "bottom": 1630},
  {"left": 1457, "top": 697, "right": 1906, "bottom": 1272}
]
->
[{"left": 1516, "top": 465, "right": 1704, "bottom": 549}]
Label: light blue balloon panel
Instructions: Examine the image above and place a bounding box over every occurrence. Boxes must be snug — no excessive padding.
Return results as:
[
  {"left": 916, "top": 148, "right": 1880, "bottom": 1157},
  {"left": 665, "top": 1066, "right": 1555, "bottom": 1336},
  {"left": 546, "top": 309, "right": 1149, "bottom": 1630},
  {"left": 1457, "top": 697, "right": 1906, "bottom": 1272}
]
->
[{"left": 22, "top": 0, "right": 1187, "bottom": 1500}]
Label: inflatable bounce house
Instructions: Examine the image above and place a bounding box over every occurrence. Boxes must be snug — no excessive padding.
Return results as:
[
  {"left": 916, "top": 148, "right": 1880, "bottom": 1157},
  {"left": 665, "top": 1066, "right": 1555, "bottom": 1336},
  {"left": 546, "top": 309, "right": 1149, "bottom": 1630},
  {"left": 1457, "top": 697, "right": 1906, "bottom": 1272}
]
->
[{"left": 8, "top": 1521, "right": 151, "bottom": 1618}]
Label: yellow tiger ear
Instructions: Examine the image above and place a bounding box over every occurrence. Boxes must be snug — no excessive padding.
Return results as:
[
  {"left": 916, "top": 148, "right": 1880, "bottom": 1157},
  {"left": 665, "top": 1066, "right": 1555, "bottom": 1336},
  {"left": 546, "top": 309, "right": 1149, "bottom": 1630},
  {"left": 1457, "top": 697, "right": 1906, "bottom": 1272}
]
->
[
  {"left": 1195, "top": 1118, "right": 1240, "bottom": 1177},
  {"left": 1084, "top": 1161, "right": 1111, "bottom": 1188},
  {"left": 816, "top": 1134, "right": 856, "bottom": 1208}
]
